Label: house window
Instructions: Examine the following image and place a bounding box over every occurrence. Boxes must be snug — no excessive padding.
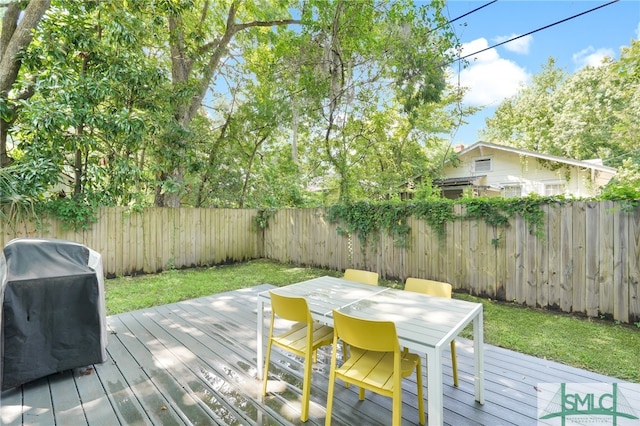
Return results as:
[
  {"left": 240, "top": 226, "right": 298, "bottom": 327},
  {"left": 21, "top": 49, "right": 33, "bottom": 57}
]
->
[
  {"left": 545, "top": 183, "right": 566, "bottom": 196},
  {"left": 474, "top": 158, "right": 492, "bottom": 173},
  {"left": 502, "top": 184, "right": 522, "bottom": 198}
]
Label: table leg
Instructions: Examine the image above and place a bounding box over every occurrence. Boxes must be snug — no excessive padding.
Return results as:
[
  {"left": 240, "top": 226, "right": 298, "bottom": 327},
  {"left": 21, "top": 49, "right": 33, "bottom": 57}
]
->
[
  {"left": 256, "top": 298, "right": 265, "bottom": 379},
  {"left": 426, "top": 347, "right": 443, "bottom": 426},
  {"left": 473, "top": 310, "right": 485, "bottom": 404}
]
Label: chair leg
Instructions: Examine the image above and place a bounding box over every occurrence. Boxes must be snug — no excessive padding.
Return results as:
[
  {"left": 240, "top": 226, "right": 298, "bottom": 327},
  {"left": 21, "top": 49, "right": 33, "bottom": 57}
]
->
[
  {"left": 392, "top": 389, "right": 401, "bottom": 426},
  {"left": 262, "top": 340, "right": 273, "bottom": 396},
  {"left": 451, "top": 340, "right": 459, "bottom": 387},
  {"left": 301, "top": 353, "right": 313, "bottom": 421},
  {"left": 416, "top": 356, "right": 425, "bottom": 425},
  {"left": 325, "top": 374, "right": 335, "bottom": 425},
  {"left": 341, "top": 341, "right": 352, "bottom": 388},
  {"left": 326, "top": 342, "right": 340, "bottom": 426}
]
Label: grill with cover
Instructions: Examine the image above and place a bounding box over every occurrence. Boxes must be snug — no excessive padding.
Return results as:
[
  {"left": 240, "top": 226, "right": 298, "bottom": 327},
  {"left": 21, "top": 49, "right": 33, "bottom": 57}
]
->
[{"left": 0, "top": 238, "right": 107, "bottom": 390}]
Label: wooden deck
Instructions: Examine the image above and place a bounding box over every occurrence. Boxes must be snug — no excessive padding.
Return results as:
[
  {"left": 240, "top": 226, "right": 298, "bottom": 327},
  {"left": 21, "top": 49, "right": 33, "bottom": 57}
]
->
[{"left": 0, "top": 284, "right": 627, "bottom": 426}]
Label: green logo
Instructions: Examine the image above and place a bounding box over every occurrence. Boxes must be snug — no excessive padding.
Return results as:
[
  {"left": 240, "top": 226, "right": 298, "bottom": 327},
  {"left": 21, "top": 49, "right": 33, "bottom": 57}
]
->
[{"left": 538, "top": 383, "right": 640, "bottom": 426}]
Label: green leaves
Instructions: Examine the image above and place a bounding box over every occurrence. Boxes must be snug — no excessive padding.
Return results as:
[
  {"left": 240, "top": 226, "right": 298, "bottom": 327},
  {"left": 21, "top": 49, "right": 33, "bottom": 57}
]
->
[
  {"left": 327, "top": 197, "right": 553, "bottom": 250},
  {"left": 328, "top": 199, "right": 451, "bottom": 248},
  {"left": 43, "top": 195, "right": 97, "bottom": 231},
  {"left": 284, "top": 0, "right": 459, "bottom": 202},
  {"left": 0, "top": 159, "right": 58, "bottom": 229},
  {"left": 411, "top": 198, "right": 456, "bottom": 237},
  {"left": 328, "top": 202, "right": 379, "bottom": 244},
  {"left": 1, "top": 0, "right": 482, "bottom": 215},
  {"left": 12, "top": 0, "right": 170, "bottom": 210},
  {"left": 482, "top": 44, "right": 640, "bottom": 177}
]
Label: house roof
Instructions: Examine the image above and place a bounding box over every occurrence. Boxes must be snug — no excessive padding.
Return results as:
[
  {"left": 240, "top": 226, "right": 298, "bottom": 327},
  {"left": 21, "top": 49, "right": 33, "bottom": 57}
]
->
[
  {"left": 434, "top": 175, "right": 486, "bottom": 186},
  {"left": 457, "top": 142, "right": 618, "bottom": 174}
]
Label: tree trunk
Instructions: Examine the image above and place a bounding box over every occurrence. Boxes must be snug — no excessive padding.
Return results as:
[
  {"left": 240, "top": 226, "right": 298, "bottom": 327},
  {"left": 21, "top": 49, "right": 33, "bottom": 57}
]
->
[
  {"left": 74, "top": 148, "right": 83, "bottom": 195},
  {"left": 239, "top": 135, "right": 268, "bottom": 208},
  {"left": 0, "top": 120, "right": 14, "bottom": 167},
  {"left": 0, "top": 0, "right": 51, "bottom": 168}
]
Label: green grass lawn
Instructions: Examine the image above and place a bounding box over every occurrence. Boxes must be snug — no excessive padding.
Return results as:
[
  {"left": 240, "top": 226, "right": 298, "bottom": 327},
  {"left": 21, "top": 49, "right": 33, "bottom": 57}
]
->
[{"left": 105, "top": 259, "right": 640, "bottom": 383}]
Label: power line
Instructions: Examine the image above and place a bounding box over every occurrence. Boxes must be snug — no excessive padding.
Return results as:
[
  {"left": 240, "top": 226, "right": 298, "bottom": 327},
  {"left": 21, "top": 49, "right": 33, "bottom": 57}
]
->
[
  {"left": 451, "top": 0, "right": 620, "bottom": 64},
  {"left": 602, "top": 147, "right": 640, "bottom": 166},
  {"left": 443, "top": 2, "right": 499, "bottom": 146},
  {"left": 446, "top": 0, "right": 498, "bottom": 26},
  {"left": 432, "top": 0, "right": 498, "bottom": 34}
]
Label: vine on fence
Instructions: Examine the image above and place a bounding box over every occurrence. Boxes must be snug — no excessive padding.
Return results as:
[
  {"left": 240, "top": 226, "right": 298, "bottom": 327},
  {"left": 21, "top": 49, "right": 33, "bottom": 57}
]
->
[
  {"left": 410, "top": 199, "right": 457, "bottom": 238},
  {"left": 325, "top": 196, "right": 565, "bottom": 251},
  {"left": 253, "top": 208, "right": 276, "bottom": 230},
  {"left": 328, "top": 201, "right": 382, "bottom": 246},
  {"left": 325, "top": 200, "right": 461, "bottom": 249}
]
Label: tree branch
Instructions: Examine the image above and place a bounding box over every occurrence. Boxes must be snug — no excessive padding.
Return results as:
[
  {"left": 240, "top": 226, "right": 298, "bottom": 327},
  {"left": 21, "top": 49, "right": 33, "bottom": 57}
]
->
[
  {"left": 187, "top": 2, "right": 301, "bottom": 123},
  {"left": 0, "top": 0, "right": 51, "bottom": 94},
  {"left": 187, "top": 3, "right": 302, "bottom": 119},
  {"left": 0, "top": 2, "right": 21, "bottom": 62},
  {"left": 234, "top": 18, "right": 301, "bottom": 31},
  {"left": 168, "top": 15, "right": 193, "bottom": 84}
]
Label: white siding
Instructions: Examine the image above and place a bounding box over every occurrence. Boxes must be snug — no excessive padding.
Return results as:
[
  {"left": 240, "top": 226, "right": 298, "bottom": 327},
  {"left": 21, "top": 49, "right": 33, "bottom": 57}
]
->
[{"left": 443, "top": 146, "right": 613, "bottom": 198}]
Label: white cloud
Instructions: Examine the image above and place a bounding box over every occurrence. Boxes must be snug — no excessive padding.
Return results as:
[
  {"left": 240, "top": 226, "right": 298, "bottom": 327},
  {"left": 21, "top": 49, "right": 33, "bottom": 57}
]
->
[
  {"left": 493, "top": 34, "right": 533, "bottom": 54},
  {"left": 450, "top": 38, "right": 530, "bottom": 107},
  {"left": 572, "top": 46, "right": 615, "bottom": 68},
  {"left": 457, "top": 38, "right": 500, "bottom": 64}
]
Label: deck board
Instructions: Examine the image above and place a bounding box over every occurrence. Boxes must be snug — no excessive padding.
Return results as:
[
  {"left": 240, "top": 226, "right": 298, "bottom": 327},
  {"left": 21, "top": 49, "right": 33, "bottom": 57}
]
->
[
  {"left": 48, "top": 370, "right": 87, "bottom": 424},
  {"left": 90, "top": 325, "right": 152, "bottom": 426},
  {"left": 22, "top": 379, "right": 54, "bottom": 426},
  {"left": 1, "top": 284, "right": 630, "bottom": 426}
]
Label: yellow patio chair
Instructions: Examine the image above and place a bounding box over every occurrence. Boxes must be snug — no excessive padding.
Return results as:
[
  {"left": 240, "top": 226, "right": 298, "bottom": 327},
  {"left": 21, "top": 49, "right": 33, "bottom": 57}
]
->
[
  {"left": 262, "top": 291, "right": 334, "bottom": 422},
  {"left": 404, "top": 277, "right": 459, "bottom": 387},
  {"left": 343, "top": 268, "right": 379, "bottom": 286},
  {"left": 325, "top": 310, "right": 425, "bottom": 426},
  {"left": 341, "top": 269, "right": 378, "bottom": 366}
]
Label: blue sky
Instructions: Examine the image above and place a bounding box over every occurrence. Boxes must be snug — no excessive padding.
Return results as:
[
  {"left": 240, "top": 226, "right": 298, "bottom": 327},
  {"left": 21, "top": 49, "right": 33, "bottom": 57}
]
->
[{"left": 437, "top": 0, "right": 640, "bottom": 146}]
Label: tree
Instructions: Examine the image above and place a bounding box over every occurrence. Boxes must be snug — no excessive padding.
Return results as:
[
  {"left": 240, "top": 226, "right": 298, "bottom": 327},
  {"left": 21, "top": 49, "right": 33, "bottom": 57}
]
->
[
  {"left": 183, "top": 7, "right": 302, "bottom": 208},
  {"left": 600, "top": 39, "right": 640, "bottom": 198},
  {"left": 153, "top": 0, "right": 301, "bottom": 207},
  {"left": 482, "top": 48, "right": 639, "bottom": 170},
  {"left": 14, "top": 0, "right": 169, "bottom": 207},
  {"left": 611, "top": 39, "right": 640, "bottom": 166},
  {"left": 164, "top": 0, "right": 461, "bottom": 206},
  {"left": 289, "top": 0, "right": 457, "bottom": 202},
  {"left": 0, "top": 0, "right": 51, "bottom": 167},
  {"left": 2, "top": 0, "right": 469, "bottom": 212},
  {"left": 481, "top": 58, "right": 567, "bottom": 155}
]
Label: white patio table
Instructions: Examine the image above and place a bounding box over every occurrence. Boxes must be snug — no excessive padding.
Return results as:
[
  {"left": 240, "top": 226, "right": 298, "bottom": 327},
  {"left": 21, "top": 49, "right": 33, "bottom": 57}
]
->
[{"left": 256, "top": 276, "right": 485, "bottom": 426}]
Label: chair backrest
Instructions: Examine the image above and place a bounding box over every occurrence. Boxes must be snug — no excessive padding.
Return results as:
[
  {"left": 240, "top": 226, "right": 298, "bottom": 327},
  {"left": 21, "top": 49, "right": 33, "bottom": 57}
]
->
[
  {"left": 269, "top": 291, "right": 311, "bottom": 323},
  {"left": 404, "top": 278, "right": 452, "bottom": 298},
  {"left": 344, "top": 269, "right": 379, "bottom": 286},
  {"left": 333, "top": 310, "right": 398, "bottom": 353}
]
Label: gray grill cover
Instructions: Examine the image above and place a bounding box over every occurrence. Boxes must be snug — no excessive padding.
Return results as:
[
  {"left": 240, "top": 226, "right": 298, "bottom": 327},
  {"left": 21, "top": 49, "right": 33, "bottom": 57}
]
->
[{"left": 0, "top": 238, "right": 107, "bottom": 390}]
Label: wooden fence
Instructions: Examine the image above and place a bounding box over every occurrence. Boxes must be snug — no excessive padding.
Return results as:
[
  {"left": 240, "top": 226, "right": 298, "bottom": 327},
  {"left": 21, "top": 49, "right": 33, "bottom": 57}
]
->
[
  {"left": 1, "top": 202, "right": 639, "bottom": 323},
  {"left": 0, "top": 207, "right": 261, "bottom": 277},
  {"left": 262, "top": 202, "right": 640, "bottom": 324}
]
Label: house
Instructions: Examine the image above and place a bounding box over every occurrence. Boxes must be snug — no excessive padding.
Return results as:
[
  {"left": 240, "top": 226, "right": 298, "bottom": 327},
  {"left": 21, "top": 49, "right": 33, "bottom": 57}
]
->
[{"left": 437, "top": 141, "right": 617, "bottom": 199}]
